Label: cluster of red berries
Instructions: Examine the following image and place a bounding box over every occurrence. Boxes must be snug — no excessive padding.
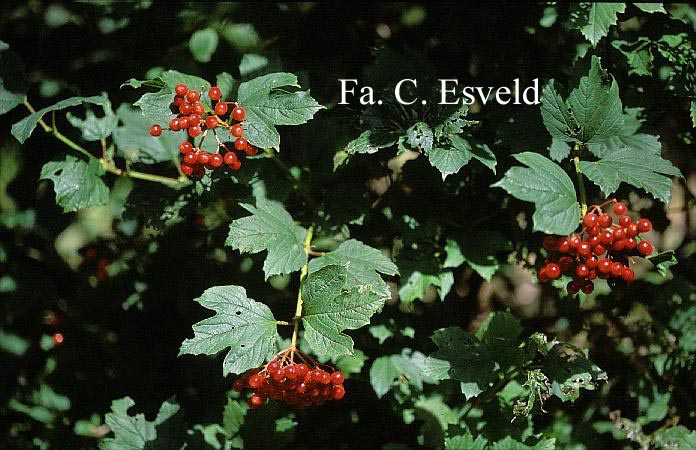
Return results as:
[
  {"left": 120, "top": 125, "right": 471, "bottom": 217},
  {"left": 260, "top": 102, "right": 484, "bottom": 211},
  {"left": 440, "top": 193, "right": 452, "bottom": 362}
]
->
[
  {"left": 233, "top": 351, "right": 346, "bottom": 409},
  {"left": 538, "top": 201, "right": 655, "bottom": 295},
  {"left": 148, "top": 82, "right": 258, "bottom": 178}
]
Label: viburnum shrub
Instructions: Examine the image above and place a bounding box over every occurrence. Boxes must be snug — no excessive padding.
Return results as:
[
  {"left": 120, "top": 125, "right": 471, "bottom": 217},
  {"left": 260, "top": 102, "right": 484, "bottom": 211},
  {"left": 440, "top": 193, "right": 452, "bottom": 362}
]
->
[{"left": 1, "top": 3, "right": 694, "bottom": 450}]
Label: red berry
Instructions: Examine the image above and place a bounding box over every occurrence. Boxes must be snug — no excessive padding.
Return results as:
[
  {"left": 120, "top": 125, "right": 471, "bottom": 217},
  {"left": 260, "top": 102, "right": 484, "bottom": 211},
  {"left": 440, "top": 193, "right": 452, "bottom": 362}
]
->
[
  {"left": 331, "top": 371, "right": 345, "bottom": 385},
  {"left": 245, "top": 145, "right": 259, "bottom": 156},
  {"left": 215, "top": 102, "right": 228, "bottom": 115},
  {"left": 232, "top": 106, "right": 246, "bottom": 121},
  {"left": 223, "top": 152, "right": 238, "bottom": 165},
  {"left": 567, "top": 281, "right": 580, "bottom": 295},
  {"left": 546, "top": 263, "right": 561, "bottom": 279},
  {"left": 625, "top": 237, "right": 637, "bottom": 250},
  {"left": 197, "top": 152, "right": 210, "bottom": 165},
  {"left": 235, "top": 137, "right": 248, "bottom": 150},
  {"left": 586, "top": 255, "right": 599, "bottom": 269},
  {"left": 638, "top": 240, "right": 653, "bottom": 256},
  {"left": 248, "top": 374, "right": 263, "bottom": 389},
  {"left": 181, "top": 163, "right": 194, "bottom": 176},
  {"left": 627, "top": 223, "right": 640, "bottom": 237},
  {"left": 178, "top": 116, "right": 190, "bottom": 129},
  {"left": 621, "top": 267, "right": 635, "bottom": 282},
  {"left": 593, "top": 244, "right": 607, "bottom": 256},
  {"left": 296, "top": 364, "right": 309, "bottom": 376},
  {"left": 149, "top": 124, "right": 162, "bottom": 136},
  {"left": 179, "top": 102, "right": 193, "bottom": 115},
  {"left": 188, "top": 113, "right": 201, "bottom": 125},
  {"left": 192, "top": 102, "right": 205, "bottom": 115},
  {"left": 581, "top": 282, "right": 594, "bottom": 294},
  {"left": 333, "top": 384, "right": 346, "bottom": 400},
  {"left": 613, "top": 228, "right": 626, "bottom": 240},
  {"left": 636, "top": 218, "right": 652, "bottom": 233},
  {"left": 599, "top": 230, "right": 614, "bottom": 245},
  {"left": 612, "top": 239, "right": 626, "bottom": 252},
  {"left": 320, "top": 372, "right": 331, "bottom": 385},
  {"left": 537, "top": 267, "right": 548, "bottom": 282},
  {"left": 558, "top": 238, "right": 571, "bottom": 253},
  {"left": 184, "top": 152, "right": 198, "bottom": 165},
  {"left": 188, "top": 125, "right": 202, "bottom": 137},
  {"left": 285, "top": 366, "right": 298, "bottom": 380},
  {"left": 210, "top": 153, "right": 223, "bottom": 168},
  {"left": 175, "top": 83, "right": 188, "bottom": 96},
  {"left": 192, "top": 165, "right": 205, "bottom": 178},
  {"left": 52, "top": 332, "right": 64, "bottom": 345},
  {"left": 248, "top": 394, "right": 265, "bottom": 408},
  {"left": 577, "top": 242, "right": 591, "bottom": 256},
  {"left": 613, "top": 202, "right": 627, "bottom": 215},
  {"left": 619, "top": 215, "right": 632, "bottom": 227},
  {"left": 558, "top": 256, "right": 574, "bottom": 273},
  {"left": 598, "top": 258, "right": 612, "bottom": 273},
  {"left": 186, "top": 90, "right": 201, "bottom": 103},
  {"left": 271, "top": 368, "right": 286, "bottom": 382},
  {"left": 599, "top": 213, "right": 612, "bottom": 228},
  {"left": 588, "top": 225, "right": 601, "bottom": 236},
  {"left": 229, "top": 160, "right": 241, "bottom": 170},
  {"left": 233, "top": 379, "right": 244, "bottom": 392},
  {"left": 588, "top": 235, "right": 600, "bottom": 247},
  {"left": 230, "top": 123, "right": 244, "bottom": 138},
  {"left": 179, "top": 141, "right": 193, "bottom": 154},
  {"left": 208, "top": 86, "right": 221, "bottom": 100},
  {"left": 569, "top": 235, "right": 581, "bottom": 248},
  {"left": 583, "top": 213, "right": 598, "bottom": 227},
  {"left": 205, "top": 116, "right": 218, "bottom": 128},
  {"left": 610, "top": 262, "right": 624, "bottom": 277},
  {"left": 576, "top": 264, "right": 590, "bottom": 278},
  {"left": 169, "top": 118, "right": 180, "bottom": 131}
]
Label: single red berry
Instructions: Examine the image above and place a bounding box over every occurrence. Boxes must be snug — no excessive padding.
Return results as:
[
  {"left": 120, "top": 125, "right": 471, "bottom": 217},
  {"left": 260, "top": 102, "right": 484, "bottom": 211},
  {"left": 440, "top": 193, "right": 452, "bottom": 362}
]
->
[
  {"left": 567, "top": 281, "right": 580, "bottom": 295},
  {"left": 232, "top": 106, "right": 246, "bottom": 121},
  {"left": 192, "top": 165, "right": 205, "bottom": 178},
  {"left": 248, "top": 374, "right": 263, "bottom": 389},
  {"left": 244, "top": 145, "right": 259, "bottom": 156},
  {"left": 638, "top": 240, "right": 653, "bottom": 256},
  {"left": 192, "top": 102, "right": 205, "bottom": 115},
  {"left": 233, "top": 379, "right": 244, "bottom": 392},
  {"left": 197, "top": 151, "right": 210, "bottom": 165},
  {"left": 215, "top": 102, "right": 228, "bottom": 115},
  {"left": 173, "top": 95, "right": 184, "bottom": 107},
  {"left": 175, "top": 83, "right": 188, "bottom": 96},
  {"left": 186, "top": 90, "right": 201, "bottom": 103},
  {"left": 621, "top": 267, "right": 635, "bottom": 282},
  {"left": 169, "top": 118, "right": 180, "bottom": 131},
  {"left": 188, "top": 125, "right": 202, "bottom": 137},
  {"left": 248, "top": 394, "right": 265, "bottom": 408},
  {"left": 267, "top": 361, "right": 281, "bottom": 374},
  {"left": 223, "top": 152, "right": 238, "bottom": 165},
  {"left": 613, "top": 202, "right": 627, "bottom": 215},
  {"left": 188, "top": 113, "right": 201, "bottom": 125},
  {"left": 598, "top": 258, "right": 612, "bottom": 273},
  {"left": 184, "top": 152, "right": 198, "bottom": 165},
  {"left": 593, "top": 244, "right": 607, "bottom": 256},
  {"left": 52, "top": 332, "right": 64, "bottom": 345},
  {"left": 546, "top": 263, "right": 561, "bottom": 279},
  {"left": 599, "top": 230, "right": 614, "bottom": 245},
  {"left": 557, "top": 238, "right": 571, "bottom": 253},
  {"left": 285, "top": 365, "right": 298, "bottom": 380},
  {"left": 583, "top": 213, "right": 598, "bottom": 227},
  {"left": 333, "top": 384, "right": 346, "bottom": 400},
  {"left": 619, "top": 215, "right": 632, "bottom": 227},
  {"left": 178, "top": 116, "right": 190, "bottom": 129},
  {"left": 569, "top": 235, "right": 581, "bottom": 248},
  {"left": 626, "top": 223, "right": 640, "bottom": 237},
  {"left": 229, "top": 160, "right": 241, "bottom": 170},
  {"left": 598, "top": 213, "right": 612, "bottom": 228},
  {"left": 625, "top": 237, "right": 637, "bottom": 250},
  {"left": 230, "top": 123, "right": 244, "bottom": 138},
  {"left": 612, "top": 239, "right": 626, "bottom": 252},
  {"left": 636, "top": 218, "right": 652, "bottom": 233},
  {"left": 179, "top": 141, "right": 193, "bottom": 154},
  {"left": 331, "top": 371, "right": 345, "bottom": 385},
  {"left": 181, "top": 163, "right": 194, "bottom": 176},
  {"left": 576, "top": 264, "right": 590, "bottom": 278},
  {"left": 208, "top": 86, "right": 221, "bottom": 100},
  {"left": 205, "top": 116, "right": 218, "bottom": 128},
  {"left": 179, "top": 102, "right": 192, "bottom": 115},
  {"left": 271, "top": 368, "right": 286, "bottom": 382},
  {"left": 149, "top": 124, "right": 162, "bottom": 136},
  {"left": 577, "top": 242, "right": 591, "bottom": 256},
  {"left": 610, "top": 262, "right": 624, "bottom": 277},
  {"left": 588, "top": 235, "right": 601, "bottom": 247},
  {"left": 537, "top": 267, "right": 548, "bottom": 282},
  {"left": 234, "top": 137, "right": 248, "bottom": 150},
  {"left": 586, "top": 255, "right": 599, "bottom": 269},
  {"left": 210, "top": 153, "right": 223, "bottom": 168},
  {"left": 588, "top": 225, "right": 601, "bottom": 236},
  {"left": 613, "top": 228, "right": 626, "bottom": 240},
  {"left": 296, "top": 363, "right": 309, "bottom": 376},
  {"left": 587, "top": 270, "right": 597, "bottom": 280},
  {"left": 320, "top": 372, "right": 331, "bottom": 385},
  {"left": 581, "top": 282, "right": 594, "bottom": 294},
  {"left": 558, "top": 256, "right": 574, "bottom": 273}
]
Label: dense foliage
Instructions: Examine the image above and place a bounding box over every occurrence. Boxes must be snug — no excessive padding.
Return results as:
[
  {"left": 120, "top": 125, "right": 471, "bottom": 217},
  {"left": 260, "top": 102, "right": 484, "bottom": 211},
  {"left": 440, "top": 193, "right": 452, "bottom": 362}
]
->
[{"left": 1, "top": 2, "right": 694, "bottom": 449}]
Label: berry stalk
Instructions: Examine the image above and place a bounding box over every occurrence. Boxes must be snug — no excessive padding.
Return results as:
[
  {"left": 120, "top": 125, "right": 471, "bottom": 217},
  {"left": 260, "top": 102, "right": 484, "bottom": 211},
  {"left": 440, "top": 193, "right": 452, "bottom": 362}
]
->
[
  {"left": 573, "top": 142, "right": 588, "bottom": 216},
  {"left": 290, "top": 225, "right": 314, "bottom": 351}
]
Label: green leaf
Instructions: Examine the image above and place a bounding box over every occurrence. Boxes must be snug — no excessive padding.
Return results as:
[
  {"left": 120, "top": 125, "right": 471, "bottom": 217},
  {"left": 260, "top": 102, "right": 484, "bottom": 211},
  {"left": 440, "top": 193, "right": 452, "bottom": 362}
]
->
[
  {"left": 634, "top": 3, "right": 666, "bottom": 14},
  {"left": 0, "top": 45, "right": 28, "bottom": 115},
  {"left": 40, "top": 156, "right": 109, "bottom": 213},
  {"left": 222, "top": 398, "right": 247, "bottom": 437},
  {"left": 548, "top": 137, "right": 571, "bottom": 162},
  {"left": 422, "top": 327, "right": 495, "bottom": 399},
  {"left": 569, "top": 3, "right": 626, "bottom": 46},
  {"left": 344, "top": 129, "right": 399, "bottom": 155},
  {"left": 225, "top": 198, "right": 308, "bottom": 279},
  {"left": 490, "top": 436, "right": 556, "bottom": 450},
  {"left": 308, "top": 239, "right": 398, "bottom": 300},
  {"left": 334, "top": 349, "right": 368, "bottom": 375},
  {"left": 477, "top": 311, "right": 523, "bottom": 369},
  {"left": 445, "top": 432, "right": 488, "bottom": 450},
  {"left": 189, "top": 28, "right": 219, "bottom": 63},
  {"left": 612, "top": 39, "right": 654, "bottom": 76},
  {"left": 434, "top": 104, "right": 477, "bottom": 138},
  {"left": 649, "top": 250, "right": 678, "bottom": 276},
  {"left": 133, "top": 91, "right": 174, "bottom": 126},
  {"left": 492, "top": 152, "right": 581, "bottom": 235},
  {"left": 112, "top": 105, "right": 179, "bottom": 164},
  {"left": 653, "top": 426, "right": 696, "bottom": 449},
  {"left": 540, "top": 56, "right": 624, "bottom": 144},
  {"left": 404, "top": 122, "right": 434, "bottom": 152},
  {"left": 301, "top": 265, "right": 384, "bottom": 357},
  {"left": 399, "top": 270, "right": 454, "bottom": 304},
  {"left": 578, "top": 147, "right": 681, "bottom": 203},
  {"left": 179, "top": 285, "right": 278, "bottom": 376},
  {"left": 67, "top": 99, "right": 118, "bottom": 141},
  {"left": 236, "top": 72, "right": 323, "bottom": 150},
  {"left": 221, "top": 23, "right": 260, "bottom": 52},
  {"left": 12, "top": 95, "right": 110, "bottom": 143},
  {"left": 370, "top": 349, "right": 434, "bottom": 398},
  {"left": 216, "top": 72, "right": 237, "bottom": 100},
  {"left": 543, "top": 344, "right": 606, "bottom": 402},
  {"left": 444, "top": 231, "right": 511, "bottom": 281},
  {"left": 99, "top": 397, "right": 185, "bottom": 450}
]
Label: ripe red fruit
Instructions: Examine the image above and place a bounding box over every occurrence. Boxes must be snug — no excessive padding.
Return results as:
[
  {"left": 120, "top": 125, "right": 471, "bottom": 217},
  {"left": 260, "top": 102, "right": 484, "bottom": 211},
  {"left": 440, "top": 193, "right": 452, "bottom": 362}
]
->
[
  {"left": 638, "top": 240, "right": 653, "bottom": 256},
  {"left": 208, "top": 86, "right": 221, "bottom": 100},
  {"left": 636, "top": 218, "right": 652, "bottom": 233},
  {"left": 613, "top": 202, "right": 627, "bottom": 215},
  {"left": 235, "top": 137, "right": 248, "bottom": 150},
  {"left": 567, "top": 282, "right": 580, "bottom": 295},
  {"left": 179, "top": 102, "right": 193, "bottom": 115},
  {"left": 184, "top": 152, "right": 198, "bottom": 165},
  {"left": 537, "top": 267, "right": 548, "bottom": 282},
  {"left": 613, "top": 228, "right": 626, "bottom": 240},
  {"left": 593, "top": 244, "right": 607, "bottom": 256},
  {"left": 223, "top": 152, "right": 238, "bottom": 165},
  {"left": 612, "top": 239, "right": 626, "bottom": 252},
  {"left": 598, "top": 258, "right": 612, "bottom": 273},
  {"left": 229, "top": 160, "right": 241, "bottom": 170},
  {"left": 205, "top": 116, "right": 218, "bottom": 128},
  {"left": 188, "top": 125, "right": 202, "bottom": 137},
  {"left": 248, "top": 394, "right": 265, "bottom": 408},
  {"left": 232, "top": 106, "right": 246, "bottom": 121},
  {"left": 230, "top": 123, "right": 244, "bottom": 138},
  {"left": 197, "top": 152, "right": 210, "bottom": 165},
  {"left": 175, "top": 83, "right": 188, "bottom": 96},
  {"left": 558, "top": 256, "right": 574, "bottom": 273},
  {"left": 577, "top": 242, "right": 591, "bottom": 256},
  {"left": 625, "top": 237, "right": 637, "bottom": 250},
  {"left": 569, "top": 235, "right": 581, "bottom": 248},
  {"left": 586, "top": 255, "right": 599, "bottom": 269},
  {"left": 588, "top": 235, "right": 600, "bottom": 247},
  {"left": 248, "top": 374, "right": 263, "bottom": 389},
  {"left": 598, "top": 213, "right": 612, "bottom": 228},
  {"left": 545, "top": 263, "right": 561, "bottom": 279},
  {"left": 52, "top": 332, "right": 64, "bottom": 345},
  {"left": 333, "top": 384, "right": 346, "bottom": 400},
  {"left": 210, "top": 153, "right": 223, "bottom": 168},
  {"left": 610, "top": 262, "right": 624, "bottom": 277},
  {"left": 245, "top": 145, "right": 259, "bottom": 156},
  {"left": 558, "top": 238, "right": 571, "bottom": 253},
  {"left": 178, "top": 116, "right": 190, "bottom": 129},
  {"left": 169, "top": 118, "right": 180, "bottom": 131},
  {"left": 319, "top": 372, "right": 331, "bottom": 385},
  {"left": 192, "top": 102, "right": 205, "bottom": 115},
  {"left": 296, "top": 363, "right": 309, "bottom": 376},
  {"left": 626, "top": 223, "right": 640, "bottom": 237},
  {"left": 181, "top": 163, "right": 194, "bottom": 176},
  {"left": 179, "top": 141, "right": 193, "bottom": 154},
  {"left": 619, "top": 215, "right": 632, "bottom": 227},
  {"left": 330, "top": 371, "right": 345, "bottom": 385},
  {"left": 599, "top": 230, "right": 614, "bottom": 245},
  {"left": 576, "top": 264, "right": 589, "bottom": 278},
  {"left": 581, "top": 283, "right": 594, "bottom": 294},
  {"left": 149, "top": 124, "right": 162, "bottom": 136},
  {"left": 192, "top": 165, "right": 205, "bottom": 178},
  {"left": 621, "top": 267, "right": 635, "bottom": 282},
  {"left": 583, "top": 213, "right": 598, "bottom": 227},
  {"left": 232, "top": 379, "right": 244, "bottom": 392},
  {"left": 215, "top": 102, "right": 228, "bottom": 115},
  {"left": 186, "top": 90, "right": 201, "bottom": 103}
]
